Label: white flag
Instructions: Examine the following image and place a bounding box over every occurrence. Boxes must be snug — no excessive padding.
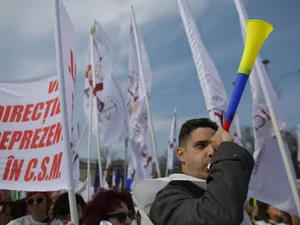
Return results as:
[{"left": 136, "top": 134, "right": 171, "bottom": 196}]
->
[
  {"left": 54, "top": 0, "right": 77, "bottom": 191},
  {"left": 83, "top": 20, "right": 113, "bottom": 133},
  {"left": 96, "top": 67, "right": 128, "bottom": 143},
  {"left": 167, "top": 109, "right": 177, "bottom": 170},
  {"left": 127, "top": 13, "right": 152, "bottom": 144},
  {"left": 127, "top": 154, "right": 136, "bottom": 179},
  {"left": 102, "top": 170, "right": 110, "bottom": 190},
  {"left": 56, "top": 0, "right": 76, "bottom": 138},
  {"left": 102, "top": 151, "right": 112, "bottom": 190},
  {"left": 84, "top": 66, "right": 128, "bottom": 144},
  {"left": 127, "top": 10, "right": 153, "bottom": 183},
  {"left": 131, "top": 139, "right": 153, "bottom": 181},
  {"left": 70, "top": 124, "right": 80, "bottom": 181},
  {"left": 234, "top": 0, "right": 298, "bottom": 215},
  {"left": 177, "top": 0, "right": 242, "bottom": 145},
  {"left": 105, "top": 151, "right": 112, "bottom": 169}
]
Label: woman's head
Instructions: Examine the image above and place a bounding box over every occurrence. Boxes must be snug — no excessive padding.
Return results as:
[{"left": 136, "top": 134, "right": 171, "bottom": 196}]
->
[
  {"left": 84, "top": 189, "right": 134, "bottom": 225},
  {"left": 26, "top": 191, "right": 51, "bottom": 218}
]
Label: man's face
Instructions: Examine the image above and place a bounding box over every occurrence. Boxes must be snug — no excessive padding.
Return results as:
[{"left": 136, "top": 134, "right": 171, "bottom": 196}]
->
[{"left": 177, "top": 127, "right": 216, "bottom": 179}]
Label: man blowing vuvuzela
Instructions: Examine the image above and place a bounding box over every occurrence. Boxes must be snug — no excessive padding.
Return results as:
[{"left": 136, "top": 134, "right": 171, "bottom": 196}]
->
[{"left": 149, "top": 118, "right": 254, "bottom": 225}]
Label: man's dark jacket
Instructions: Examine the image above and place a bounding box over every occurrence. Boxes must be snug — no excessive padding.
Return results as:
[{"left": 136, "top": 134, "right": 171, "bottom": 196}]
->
[{"left": 149, "top": 142, "right": 254, "bottom": 225}]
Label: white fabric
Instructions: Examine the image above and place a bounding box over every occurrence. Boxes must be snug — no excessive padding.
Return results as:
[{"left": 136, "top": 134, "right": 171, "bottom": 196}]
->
[
  {"left": 96, "top": 67, "right": 128, "bottom": 143},
  {"left": 7, "top": 215, "right": 61, "bottom": 225},
  {"left": 99, "top": 221, "right": 112, "bottom": 225},
  {"left": 127, "top": 12, "right": 153, "bottom": 184},
  {"left": 103, "top": 170, "right": 110, "bottom": 190},
  {"left": 0, "top": 74, "right": 72, "bottom": 191},
  {"left": 84, "top": 65, "right": 128, "bottom": 144},
  {"left": 74, "top": 178, "right": 94, "bottom": 202},
  {"left": 132, "top": 173, "right": 252, "bottom": 225}
]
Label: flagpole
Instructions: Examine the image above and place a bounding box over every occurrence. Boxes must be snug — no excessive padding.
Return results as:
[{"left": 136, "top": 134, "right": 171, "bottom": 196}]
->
[
  {"left": 72, "top": 122, "right": 87, "bottom": 163},
  {"left": 165, "top": 160, "right": 169, "bottom": 177},
  {"left": 256, "top": 61, "right": 300, "bottom": 216},
  {"left": 87, "top": 88, "right": 92, "bottom": 201},
  {"left": 297, "top": 125, "right": 300, "bottom": 161},
  {"left": 124, "top": 137, "right": 129, "bottom": 185},
  {"left": 130, "top": 6, "right": 161, "bottom": 177},
  {"left": 90, "top": 19, "right": 103, "bottom": 188},
  {"left": 165, "top": 109, "right": 177, "bottom": 177},
  {"left": 53, "top": 0, "right": 79, "bottom": 223}
]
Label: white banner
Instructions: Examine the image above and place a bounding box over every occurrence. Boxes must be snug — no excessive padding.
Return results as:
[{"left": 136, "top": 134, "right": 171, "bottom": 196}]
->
[{"left": 0, "top": 74, "right": 71, "bottom": 191}]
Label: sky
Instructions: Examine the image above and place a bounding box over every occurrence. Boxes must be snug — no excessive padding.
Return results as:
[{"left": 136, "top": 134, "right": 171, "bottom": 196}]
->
[{"left": 0, "top": 0, "right": 299, "bottom": 161}]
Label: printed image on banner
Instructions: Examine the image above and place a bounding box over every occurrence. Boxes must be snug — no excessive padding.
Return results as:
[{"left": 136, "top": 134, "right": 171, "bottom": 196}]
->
[{"left": 0, "top": 74, "right": 69, "bottom": 191}]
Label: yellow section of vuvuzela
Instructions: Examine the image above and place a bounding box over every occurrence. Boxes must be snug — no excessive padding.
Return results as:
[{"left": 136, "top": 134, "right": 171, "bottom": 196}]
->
[
  {"left": 223, "top": 19, "right": 273, "bottom": 131},
  {"left": 238, "top": 20, "right": 274, "bottom": 75}
]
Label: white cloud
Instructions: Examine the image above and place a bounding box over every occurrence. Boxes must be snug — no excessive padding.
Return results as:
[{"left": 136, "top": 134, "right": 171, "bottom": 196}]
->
[
  {"left": 152, "top": 57, "right": 194, "bottom": 86},
  {"left": 13, "top": 59, "right": 56, "bottom": 80},
  {"left": 0, "top": 0, "right": 210, "bottom": 43},
  {"left": 0, "top": 0, "right": 212, "bottom": 82},
  {"left": 0, "top": 0, "right": 228, "bottom": 160}
]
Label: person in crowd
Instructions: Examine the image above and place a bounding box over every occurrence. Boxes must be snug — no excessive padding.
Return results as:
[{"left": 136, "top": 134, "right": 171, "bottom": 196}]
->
[
  {"left": 149, "top": 118, "right": 254, "bottom": 225},
  {"left": 245, "top": 199, "right": 258, "bottom": 225},
  {"left": 7, "top": 191, "right": 61, "bottom": 225},
  {"left": 256, "top": 205, "right": 289, "bottom": 225},
  {"left": 53, "top": 192, "right": 86, "bottom": 225},
  {"left": 0, "top": 201, "right": 16, "bottom": 225},
  {"left": 13, "top": 198, "right": 27, "bottom": 218},
  {"left": 281, "top": 210, "right": 293, "bottom": 225},
  {"left": 83, "top": 189, "right": 134, "bottom": 225}
]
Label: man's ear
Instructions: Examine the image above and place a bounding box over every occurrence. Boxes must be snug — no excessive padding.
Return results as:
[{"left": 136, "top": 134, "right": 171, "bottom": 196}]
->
[{"left": 176, "top": 147, "right": 185, "bottom": 164}]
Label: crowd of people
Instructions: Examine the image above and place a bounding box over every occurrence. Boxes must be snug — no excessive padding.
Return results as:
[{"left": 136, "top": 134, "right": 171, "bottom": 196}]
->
[
  {"left": 0, "top": 189, "right": 299, "bottom": 225},
  {"left": 0, "top": 188, "right": 141, "bottom": 225},
  {"left": 1, "top": 118, "right": 299, "bottom": 225}
]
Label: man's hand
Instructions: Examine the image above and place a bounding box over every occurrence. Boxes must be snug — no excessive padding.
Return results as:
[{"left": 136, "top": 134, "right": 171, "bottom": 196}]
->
[{"left": 211, "top": 127, "right": 233, "bottom": 150}]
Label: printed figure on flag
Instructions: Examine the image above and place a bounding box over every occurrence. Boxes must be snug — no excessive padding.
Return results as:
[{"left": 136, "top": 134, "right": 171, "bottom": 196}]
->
[
  {"left": 85, "top": 62, "right": 104, "bottom": 113},
  {"left": 97, "top": 66, "right": 128, "bottom": 143}
]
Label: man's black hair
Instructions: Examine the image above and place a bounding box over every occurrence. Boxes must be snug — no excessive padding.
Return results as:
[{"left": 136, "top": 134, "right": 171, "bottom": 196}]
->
[{"left": 178, "top": 118, "right": 218, "bottom": 147}]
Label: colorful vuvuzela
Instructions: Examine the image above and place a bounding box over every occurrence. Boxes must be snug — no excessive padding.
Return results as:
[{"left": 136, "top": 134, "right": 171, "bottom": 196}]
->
[{"left": 223, "top": 19, "right": 274, "bottom": 131}]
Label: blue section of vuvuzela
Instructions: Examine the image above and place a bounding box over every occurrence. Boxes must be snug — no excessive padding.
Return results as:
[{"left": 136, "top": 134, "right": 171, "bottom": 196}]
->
[{"left": 223, "top": 73, "right": 249, "bottom": 131}]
